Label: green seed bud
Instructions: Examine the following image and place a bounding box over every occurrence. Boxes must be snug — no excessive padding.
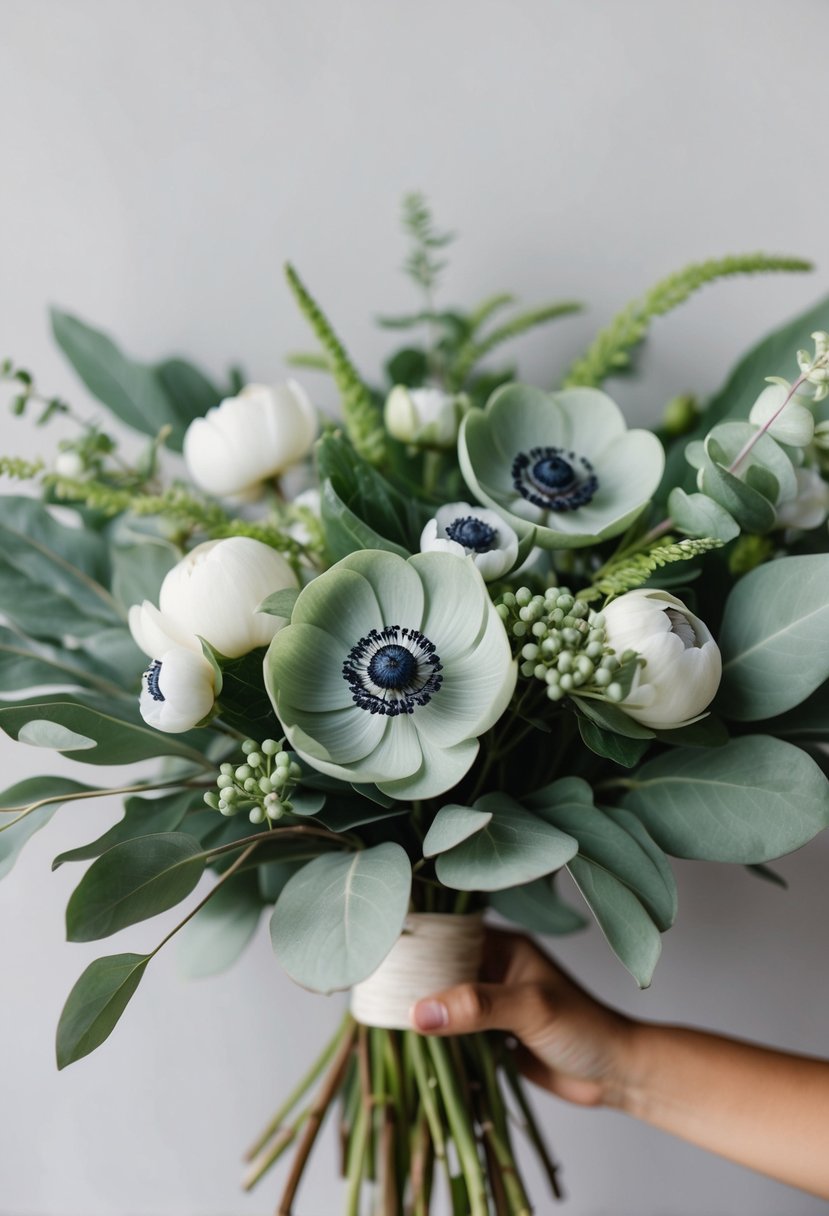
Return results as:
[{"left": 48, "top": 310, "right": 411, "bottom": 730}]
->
[
  {"left": 594, "top": 668, "right": 611, "bottom": 687},
  {"left": 607, "top": 683, "right": 623, "bottom": 702},
  {"left": 275, "top": 752, "right": 291, "bottom": 769},
  {"left": 520, "top": 660, "right": 536, "bottom": 677},
  {"left": 235, "top": 765, "right": 252, "bottom": 781},
  {"left": 219, "top": 762, "right": 234, "bottom": 776},
  {"left": 512, "top": 622, "right": 527, "bottom": 638},
  {"left": 203, "top": 791, "right": 220, "bottom": 809},
  {"left": 244, "top": 777, "right": 258, "bottom": 792},
  {"left": 261, "top": 738, "right": 280, "bottom": 756},
  {"left": 289, "top": 763, "right": 302, "bottom": 780},
  {"left": 242, "top": 739, "right": 257, "bottom": 755},
  {"left": 559, "top": 673, "right": 574, "bottom": 692},
  {"left": 521, "top": 643, "right": 539, "bottom": 661},
  {"left": 557, "top": 652, "right": 573, "bottom": 674},
  {"left": 515, "top": 587, "right": 532, "bottom": 607},
  {"left": 246, "top": 752, "right": 263, "bottom": 769},
  {"left": 546, "top": 684, "right": 565, "bottom": 701},
  {"left": 534, "top": 664, "right": 547, "bottom": 681},
  {"left": 216, "top": 774, "right": 233, "bottom": 789},
  {"left": 259, "top": 776, "right": 273, "bottom": 793},
  {"left": 249, "top": 806, "right": 265, "bottom": 824}
]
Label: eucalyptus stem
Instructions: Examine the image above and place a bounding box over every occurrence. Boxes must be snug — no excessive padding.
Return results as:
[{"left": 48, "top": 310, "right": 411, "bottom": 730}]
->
[
  {"left": 245, "top": 1011, "right": 352, "bottom": 1162},
  {"left": 276, "top": 1019, "right": 359, "bottom": 1215},
  {"left": 426, "top": 1037, "right": 488, "bottom": 1216}
]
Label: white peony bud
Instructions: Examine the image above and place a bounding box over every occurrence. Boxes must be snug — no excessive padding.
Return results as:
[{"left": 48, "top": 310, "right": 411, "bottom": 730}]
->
[
  {"left": 420, "top": 502, "right": 518, "bottom": 581},
  {"left": 384, "top": 386, "right": 467, "bottom": 449},
  {"left": 602, "top": 588, "right": 722, "bottom": 730},
  {"left": 139, "top": 647, "right": 216, "bottom": 733},
  {"left": 129, "top": 536, "right": 298, "bottom": 659},
  {"left": 775, "top": 467, "right": 829, "bottom": 531},
  {"left": 183, "top": 381, "right": 317, "bottom": 498}
]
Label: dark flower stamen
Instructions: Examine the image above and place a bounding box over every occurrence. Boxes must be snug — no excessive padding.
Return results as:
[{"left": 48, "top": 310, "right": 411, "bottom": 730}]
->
[
  {"left": 511, "top": 445, "right": 598, "bottom": 512},
  {"left": 343, "top": 625, "right": 443, "bottom": 715},
  {"left": 144, "top": 659, "right": 165, "bottom": 702},
  {"left": 445, "top": 515, "right": 497, "bottom": 553}
]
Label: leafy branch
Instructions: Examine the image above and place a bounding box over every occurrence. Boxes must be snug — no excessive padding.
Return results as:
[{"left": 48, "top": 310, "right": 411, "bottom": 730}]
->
[
  {"left": 564, "top": 253, "right": 813, "bottom": 389},
  {"left": 580, "top": 536, "right": 723, "bottom": 602},
  {"left": 448, "top": 299, "right": 583, "bottom": 390},
  {"left": 285, "top": 263, "right": 386, "bottom": 465}
]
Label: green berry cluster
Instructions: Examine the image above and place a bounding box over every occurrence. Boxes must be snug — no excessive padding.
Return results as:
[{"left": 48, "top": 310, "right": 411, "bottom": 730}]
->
[
  {"left": 495, "top": 586, "right": 640, "bottom": 703},
  {"left": 203, "top": 737, "right": 302, "bottom": 825}
]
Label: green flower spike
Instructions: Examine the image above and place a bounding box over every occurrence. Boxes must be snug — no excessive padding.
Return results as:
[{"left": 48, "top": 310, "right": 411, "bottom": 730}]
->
[
  {"left": 264, "top": 550, "right": 517, "bottom": 800},
  {"left": 459, "top": 384, "right": 665, "bottom": 549}
]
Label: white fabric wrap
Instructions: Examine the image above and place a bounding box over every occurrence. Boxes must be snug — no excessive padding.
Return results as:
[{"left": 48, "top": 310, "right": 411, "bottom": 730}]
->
[{"left": 350, "top": 912, "right": 485, "bottom": 1030}]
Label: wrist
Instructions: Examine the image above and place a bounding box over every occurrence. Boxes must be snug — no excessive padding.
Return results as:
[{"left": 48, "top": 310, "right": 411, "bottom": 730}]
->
[{"left": 603, "top": 1016, "right": 652, "bottom": 1114}]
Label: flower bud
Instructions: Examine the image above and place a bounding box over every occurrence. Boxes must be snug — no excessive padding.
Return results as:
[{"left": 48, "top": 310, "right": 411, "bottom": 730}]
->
[
  {"left": 54, "top": 450, "right": 86, "bottom": 479},
  {"left": 384, "top": 386, "right": 467, "bottom": 449},
  {"left": 128, "top": 536, "right": 298, "bottom": 659},
  {"left": 420, "top": 502, "right": 519, "bottom": 581},
  {"left": 139, "top": 648, "right": 216, "bottom": 734},
  {"left": 602, "top": 589, "right": 721, "bottom": 729},
  {"left": 183, "top": 381, "right": 317, "bottom": 498}
]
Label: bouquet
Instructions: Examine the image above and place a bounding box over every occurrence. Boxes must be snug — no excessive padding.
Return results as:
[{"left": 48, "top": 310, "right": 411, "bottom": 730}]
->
[{"left": 3, "top": 195, "right": 829, "bottom": 1215}]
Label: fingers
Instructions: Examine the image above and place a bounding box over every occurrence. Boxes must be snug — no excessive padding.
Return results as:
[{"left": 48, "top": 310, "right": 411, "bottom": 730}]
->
[{"left": 410, "top": 979, "right": 552, "bottom": 1039}]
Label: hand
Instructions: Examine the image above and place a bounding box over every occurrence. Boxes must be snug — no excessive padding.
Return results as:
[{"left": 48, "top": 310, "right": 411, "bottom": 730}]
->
[{"left": 410, "top": 927, "right": 635, "bottom": 1109}]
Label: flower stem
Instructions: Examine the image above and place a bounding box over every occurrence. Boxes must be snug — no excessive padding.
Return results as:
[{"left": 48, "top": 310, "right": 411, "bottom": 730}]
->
[
  {"left": 276, "top": 1019, "right": 358, "bottom": 1215},
  {"left": 426, "top": 1037, "right": 488, "bottom": 1216}
]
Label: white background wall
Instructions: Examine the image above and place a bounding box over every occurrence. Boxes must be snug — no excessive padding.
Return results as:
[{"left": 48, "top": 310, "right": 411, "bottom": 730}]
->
[{"left": 1, "top": 2, "right": 828, "bottom": 1213}]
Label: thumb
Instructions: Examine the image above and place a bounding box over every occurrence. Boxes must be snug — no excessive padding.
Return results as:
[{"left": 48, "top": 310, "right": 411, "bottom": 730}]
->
[{"left": 410, "top": 981, "right": 549, "bottom": 1039}]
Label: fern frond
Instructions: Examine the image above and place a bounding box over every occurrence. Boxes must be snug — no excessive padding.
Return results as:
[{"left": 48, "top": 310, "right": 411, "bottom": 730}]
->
[
  {"left": 45, "top": 477, "right": 303, "bottom": 561},
  {"left": 449, "top": 300, "right": 582, "bottom": 389},
  {"left": 284, "top": 351, "right": 331, "bottom": 372},
  {"left": 564, "top": 254, "right": 813, "bottom": 389},
  {"left": 579, "top": 536, "right": 723, "bottom": 602},
  {"left": 285, "top": 263, "right": 386, "bottom": 465},
  {"left": 467, "top": 293, "right": 516, "bottom": 334}
]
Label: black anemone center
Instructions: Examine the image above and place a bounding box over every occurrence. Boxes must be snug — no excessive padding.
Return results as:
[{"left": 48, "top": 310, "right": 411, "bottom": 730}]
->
[
  {"left": 532, "top": 455, "right": 575, "bottom": 490},
  {"left": 445, "top": 515, "right": 497, "bottom": 552},
  {"left": 367, "top": 644, "right": 417, "bottom": 690},
  {"left": 144, "top": 659, "right": 165, "bottom": 702},
  {"left": 511, "top": 445, "right": 598, "bottom": 513},
  {"left": 343, "top": 625, "right": 443, "bottom": 716}
]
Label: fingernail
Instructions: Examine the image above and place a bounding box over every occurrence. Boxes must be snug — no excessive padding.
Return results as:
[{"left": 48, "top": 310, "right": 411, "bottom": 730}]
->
[{"left": 411, "top": 1000, "right": 449, "bottom": 1031}]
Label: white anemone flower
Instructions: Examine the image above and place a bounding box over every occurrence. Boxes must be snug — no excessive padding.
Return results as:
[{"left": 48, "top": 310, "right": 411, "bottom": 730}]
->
[
  {"left": 265, "top": 550, "right": 517, "bottom": 800},
  {"left": 384, "top": 386, "right": 467, "bottom": 449},
  {"left": 420, "top": 502, "right": 519, "bottom": 581},
  {"left": 183, "top": 381, "right": 317, "bottom": 498},
  {"left": 129, "top": 536, "right": 297, "bottom": 660},
  {"left": 601, "top": 589, "right": 722, "bottom": 730},
  {"left": 139, "top": 647, "right": 216, "bottom": 733}
]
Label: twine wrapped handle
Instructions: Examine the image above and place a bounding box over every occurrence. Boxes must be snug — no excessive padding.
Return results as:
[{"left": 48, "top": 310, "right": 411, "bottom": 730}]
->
[{"left": 350, "top": 911, "right": 485, "bottom": 1030}]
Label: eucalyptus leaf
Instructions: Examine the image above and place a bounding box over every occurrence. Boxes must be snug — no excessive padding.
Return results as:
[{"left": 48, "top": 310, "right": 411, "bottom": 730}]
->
[
  {"left": 154, "top": 356, "right": 224, "bottom": 423},
  {"left": 51, "top": 309, "right": 192, "bottom": 450},
  {"left": 321, "top": 480, "right": 410, "bottom": 562},
  {"left": 717, "top": 555, "right": 829, "bottom": 720},
  {"left": 526, "top": 780, "right": 676, "bottom": 930},
  {"left": 176, "top": 871, "right": 262, "bottom": 979},
  {"left": 667, "top": 487, "right": 739, "bottom": 543},
  {"left": 0, "top": 776, "right": 96, "bottom": 880},
  {"left": 623, "top": 735, "right": 829, "bottom": 862},
  {"left": 56, "top": 953, "right": 150, "bottom": 1068},
  {"left": 270, "top": 842, "right": 412, "bottom": 993},
  {"left": 577, "top": 714, "right": 650, "bottom": 768},
  {"left": 0, "top": 496, "right": 121, "bottom": 640},
  {"left": 567, "top": 857, "right": 661, "bottom": 988},
  {"left": 489, "top": 877, "right": 587, "bottom": 936},
  {"left": 698, "top": 458, "right": 776, "bottom": 533},
  {"left": 434, "top": 794, "right": 577, "bottom": 892},
  {"left": 0, "top": 695, "right": 212, "bottom": 766},
  {"left": 422, "top": 804, "right": 493, "bottom": 857},
  {"left": 111, "top": 539, "right": 178, "bottom": 611},
  {"left": 66, "top": 832, "right": 206, "bottom": 941},
  {"left": 572, "top": 696, "right": 655, "bottom": 740},
  {"left": 257, "top": 587, "right": 300, "bottom": 619},
  {"left": 660, "top": 293, "right": 829, "bottom": 496},
  {"left": 52, "top": 788, "right": 201, "bottom": 869}
]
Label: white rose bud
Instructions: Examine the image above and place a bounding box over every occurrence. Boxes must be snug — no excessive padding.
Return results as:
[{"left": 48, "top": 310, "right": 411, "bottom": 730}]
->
[
  {"left": 183, "top": 381, "right": 317, "bottom": 498},
  {"left": 129, "top": 536, "right": 298, "bottom": 659},
  {"left": 420, "top": 502, "right": 519, "bottom": 581},
  {"left": 384, "top": 386, "right": 467, "bottom": 449},
  {"left": 55, "top": 450, "right": 86, "bottom": 479},
  {"left": 602, "top": 588, "right": 722, "bottom": 730},
  {"left": 775, "top": 467, "right": 829, "bottom": 531},
  {"left": 139, "top": 647, "right": 216, "bottom": 733}
]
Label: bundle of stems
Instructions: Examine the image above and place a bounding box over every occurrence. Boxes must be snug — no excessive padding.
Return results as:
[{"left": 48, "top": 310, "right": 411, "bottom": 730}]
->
[{"left": 243, "top": 1014, "right": 562, "bottom": 1215}]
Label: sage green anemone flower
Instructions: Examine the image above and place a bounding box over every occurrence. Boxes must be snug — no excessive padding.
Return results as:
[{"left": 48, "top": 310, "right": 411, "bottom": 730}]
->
[
  {"left": 264, "top": 550, "right": 517, "bottom": 800},
  {"left": 459, "top": 384, "right": 665, "bottom": 549}
]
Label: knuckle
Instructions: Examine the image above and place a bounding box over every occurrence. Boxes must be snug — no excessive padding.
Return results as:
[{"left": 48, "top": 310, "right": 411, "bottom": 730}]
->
[{"left": 453, "top": 982, "right": 490, "bottom": 1025}]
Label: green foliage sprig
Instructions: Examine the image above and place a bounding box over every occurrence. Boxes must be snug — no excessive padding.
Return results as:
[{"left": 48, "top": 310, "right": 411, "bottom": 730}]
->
[
  {"left": 564, "top": 254, "right": 813, "bottom": 389},
  {"left": 284, "top": 264, "right": 386, "bottom": 466},
  {"left": 45, "top": 476, "right": 304, "bottom": 561},
  {"left": 448, "top": 299, "right": 583, "bottom": 390},
  {"left": 0, "top": 456, "right": 44, "bottom": 479},
  {"left": 580, "top": 536, "right": 724, "bottom": 602},
  {"left": 400, "top": 191, "right": 455, "bottom": 297}
]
